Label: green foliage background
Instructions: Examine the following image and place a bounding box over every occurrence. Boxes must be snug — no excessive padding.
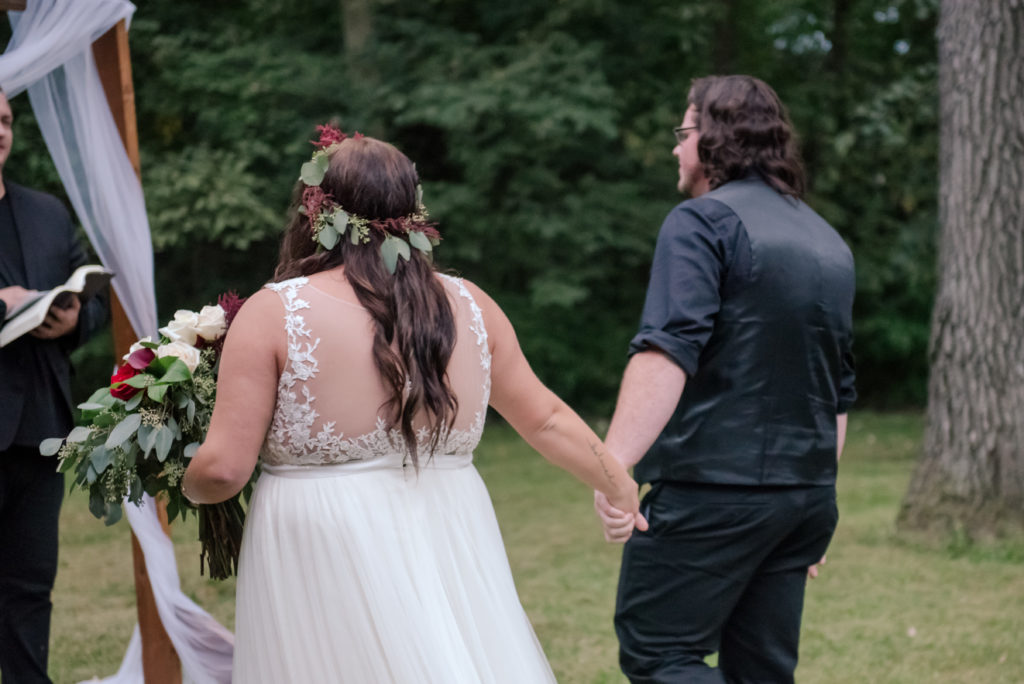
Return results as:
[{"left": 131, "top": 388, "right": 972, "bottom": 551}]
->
[{"left": 3, "top": 0, "right": 939, "bottom": 413}]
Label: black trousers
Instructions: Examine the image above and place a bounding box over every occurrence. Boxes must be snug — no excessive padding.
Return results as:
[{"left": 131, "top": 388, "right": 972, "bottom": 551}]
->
[
  {"left": 615, "top": 482, "right": 838, "bottom": 684},
  {"left": 0, "top": 445, "right": 64, "bottom": 684}
]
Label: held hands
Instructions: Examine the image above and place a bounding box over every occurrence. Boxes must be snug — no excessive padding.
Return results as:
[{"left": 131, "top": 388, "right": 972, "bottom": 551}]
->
[
  {"left": 31, "top": 295, "right": 81, "bottom": 340},
  {"left": 594, "top": 488, "right": 648, "bottom": 544}
]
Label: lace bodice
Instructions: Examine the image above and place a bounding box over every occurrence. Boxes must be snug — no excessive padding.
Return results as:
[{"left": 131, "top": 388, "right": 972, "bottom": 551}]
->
[{"left": 260, "top": 274, "right": 491, "bottom": 467}]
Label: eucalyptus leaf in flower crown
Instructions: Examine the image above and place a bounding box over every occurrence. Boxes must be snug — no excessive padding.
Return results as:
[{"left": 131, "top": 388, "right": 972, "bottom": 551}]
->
[
  {"left": 298, "top": 123, "right": 443, "bottom": 272},
  {"left": 43, "top": 292, "right": 252, "bottom": 580}
]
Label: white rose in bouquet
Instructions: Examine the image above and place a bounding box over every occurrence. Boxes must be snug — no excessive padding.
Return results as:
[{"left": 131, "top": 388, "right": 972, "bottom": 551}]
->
[
  {"left": 160, "top": 310, "right": 202, "bottom": 345},
  {"left": 194, "top": 305, "right": 228, "bottom": 342},
  {"left": 156, "top": 341, "right": 202, "bottom": 373},
  {"left": 159, "top": 306, "right": 228, "bottom": 346}
]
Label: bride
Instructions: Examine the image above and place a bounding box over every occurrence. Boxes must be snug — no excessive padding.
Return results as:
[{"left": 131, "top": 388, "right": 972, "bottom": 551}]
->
[{"left": 182, "top": 126, "right": 646, "bottom": 683}]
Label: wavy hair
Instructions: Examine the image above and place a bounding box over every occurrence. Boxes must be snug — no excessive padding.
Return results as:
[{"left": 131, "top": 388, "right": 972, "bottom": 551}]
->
[
  {"left": 274, "top": 136, "right": 457, "bottom": 468},
  {"left": 688, "top": 75, "right": 806, "bottom": 198}
]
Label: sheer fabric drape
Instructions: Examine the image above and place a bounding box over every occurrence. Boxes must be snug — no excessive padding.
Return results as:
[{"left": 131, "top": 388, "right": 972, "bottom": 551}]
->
[
  {"left": 0, "top": 2, "right": 232, "bottom": 683},
  {"left": 1, "top": 0, "right": 156, "bottom": 340}
]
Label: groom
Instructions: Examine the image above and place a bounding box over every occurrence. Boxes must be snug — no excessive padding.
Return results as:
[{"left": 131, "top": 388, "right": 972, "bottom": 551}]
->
[{"left": 596, "top": 75, "right": 856, "bottom": 683}]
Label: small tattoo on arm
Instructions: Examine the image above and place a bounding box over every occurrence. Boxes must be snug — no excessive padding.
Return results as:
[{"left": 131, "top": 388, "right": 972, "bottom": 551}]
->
[{"left": 589, "top": 441, "right": 616, "bottom": 484}]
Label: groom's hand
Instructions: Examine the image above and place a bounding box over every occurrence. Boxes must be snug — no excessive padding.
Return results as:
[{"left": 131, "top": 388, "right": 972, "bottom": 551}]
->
[{"left": 594, "top": 490, "right": 645, "bottom": 543}]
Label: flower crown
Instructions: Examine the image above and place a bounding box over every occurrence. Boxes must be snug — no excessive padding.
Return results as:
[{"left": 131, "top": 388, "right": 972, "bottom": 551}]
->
[{"left": 297, "top": 124, "right": 440, "bottom": 274}]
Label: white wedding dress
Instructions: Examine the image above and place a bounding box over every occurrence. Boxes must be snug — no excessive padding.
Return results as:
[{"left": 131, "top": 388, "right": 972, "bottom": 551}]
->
[{"left": 231, "top": 274, "right": 557, "bottom": 683}]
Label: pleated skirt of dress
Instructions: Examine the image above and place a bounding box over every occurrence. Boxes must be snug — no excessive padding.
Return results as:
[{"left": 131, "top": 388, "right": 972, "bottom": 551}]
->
[{"left": 231, "top": 462, "right": 557, "bottom": 684}]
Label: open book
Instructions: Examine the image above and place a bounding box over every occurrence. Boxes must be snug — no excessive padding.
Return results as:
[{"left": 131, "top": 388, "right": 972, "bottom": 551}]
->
[{"left": 1, "top": 264, "right": 112, "bottom": 347}]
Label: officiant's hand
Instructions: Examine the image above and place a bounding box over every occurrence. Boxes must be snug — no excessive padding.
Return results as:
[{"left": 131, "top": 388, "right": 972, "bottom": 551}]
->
[
  {"left": 31, "top": 295, "right": 81, "bottom": 339},
  {"left": 594, "top": 489, "right": 646, "bottom": 543},
  {"left": 0, "top": 285, "right": 36, "bottom": 311}
]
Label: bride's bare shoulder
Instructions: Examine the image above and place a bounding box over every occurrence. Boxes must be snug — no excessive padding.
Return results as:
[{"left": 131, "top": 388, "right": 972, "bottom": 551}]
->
[{"left": 227, "top": 286, "right": 287, "bottom": 331}]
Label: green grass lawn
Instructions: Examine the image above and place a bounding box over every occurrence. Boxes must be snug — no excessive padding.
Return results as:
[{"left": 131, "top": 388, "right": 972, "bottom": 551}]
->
[{"left": 49, "top": 412, "right": 1024, "bottom": 683}]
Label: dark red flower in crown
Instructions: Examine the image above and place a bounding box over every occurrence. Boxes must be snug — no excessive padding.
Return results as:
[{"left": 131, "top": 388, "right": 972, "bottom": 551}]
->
[
  {"left": 110, "top": 364, "right": 142, "bottom": 400},
  {"left": 313, "top": 124, "right": 347, "bottom": 149},
  {"left": 373, "top": 217, "right": 441, "bottom": 239},
  {"left": 302, "top": 186, "right": 334, "bottom": 225}
]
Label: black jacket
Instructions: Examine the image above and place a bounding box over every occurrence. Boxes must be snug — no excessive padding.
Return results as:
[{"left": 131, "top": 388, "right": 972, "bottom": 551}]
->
[{"left": 0, "top": 180, "right": 108, "bottom": 450}]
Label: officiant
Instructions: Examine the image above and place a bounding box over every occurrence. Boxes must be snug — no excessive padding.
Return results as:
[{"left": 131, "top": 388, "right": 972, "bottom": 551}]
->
[{"left": 0, "top": 88, "right": 108, "bottom": 683}]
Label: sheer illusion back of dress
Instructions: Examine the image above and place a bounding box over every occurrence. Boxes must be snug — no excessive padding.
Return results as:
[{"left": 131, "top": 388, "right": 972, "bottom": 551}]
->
[{"left": 260, "top": 271, "right": 491, "bottom": 468}]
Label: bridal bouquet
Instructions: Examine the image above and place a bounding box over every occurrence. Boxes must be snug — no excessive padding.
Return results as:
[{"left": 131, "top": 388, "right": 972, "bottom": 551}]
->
[{"left": 42, "top": 293, "right": 251, "bottom": 580}]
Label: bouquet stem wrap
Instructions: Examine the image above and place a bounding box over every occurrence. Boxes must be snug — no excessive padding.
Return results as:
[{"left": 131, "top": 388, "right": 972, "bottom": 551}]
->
[{"left": 199, "top": 499, "right": 246, "bottom": 580}]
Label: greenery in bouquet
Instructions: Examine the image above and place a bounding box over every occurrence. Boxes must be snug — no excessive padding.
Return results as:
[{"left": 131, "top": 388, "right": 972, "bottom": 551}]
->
[{"left": 42, "top": 293, "right": 251, "bottom": 579}]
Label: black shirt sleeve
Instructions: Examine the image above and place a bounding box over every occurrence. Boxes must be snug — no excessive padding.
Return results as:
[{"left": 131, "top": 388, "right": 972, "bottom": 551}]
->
[{"left": 628, "top": 200, "right": 738, "bottom": 377}]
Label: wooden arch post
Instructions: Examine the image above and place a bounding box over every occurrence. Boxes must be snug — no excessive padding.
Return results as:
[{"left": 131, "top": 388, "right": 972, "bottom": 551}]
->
[
  {"left": 92, "top": 20, "right": 183, "bottom": 684},
  {"left": 1, "top": 5, "right": 182, "bottom": 680}
]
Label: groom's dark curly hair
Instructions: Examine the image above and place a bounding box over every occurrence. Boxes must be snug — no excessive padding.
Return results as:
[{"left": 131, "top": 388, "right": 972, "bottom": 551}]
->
[{"left": 688, "top": 75, "right": 806, "bottom": 198}]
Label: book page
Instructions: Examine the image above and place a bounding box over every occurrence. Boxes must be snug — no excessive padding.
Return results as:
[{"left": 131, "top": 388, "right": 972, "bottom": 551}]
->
[{"left": 0, "top": 265, "right": 112, "bottom": 347}]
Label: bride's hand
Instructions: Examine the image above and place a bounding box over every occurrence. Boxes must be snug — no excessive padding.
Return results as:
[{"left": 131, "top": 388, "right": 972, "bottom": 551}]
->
[{"left": 594, "top": 488, "right": 647, "bottom": 543}]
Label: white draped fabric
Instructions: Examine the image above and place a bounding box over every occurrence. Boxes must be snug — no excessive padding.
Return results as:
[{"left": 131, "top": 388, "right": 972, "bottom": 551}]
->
[
  {"left": 1, "top": 0, "right": 156, "bottom": 340},
  {"left": 82, "top": 499, "right": 236, "bottom": 684},
  {"left": 0, "top": 2, "right": 234, "bottom": 682},
  {"left": 116, "top": 496, "right": 235, "bottom": 684}
]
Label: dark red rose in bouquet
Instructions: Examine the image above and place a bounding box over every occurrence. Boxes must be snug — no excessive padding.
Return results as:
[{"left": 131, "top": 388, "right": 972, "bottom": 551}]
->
[
  {"left": 110, "top": 364, "right": 142, "bottom": 400},
  {"left": 126, "top": 347, "right": 157, "bottom": 370}
]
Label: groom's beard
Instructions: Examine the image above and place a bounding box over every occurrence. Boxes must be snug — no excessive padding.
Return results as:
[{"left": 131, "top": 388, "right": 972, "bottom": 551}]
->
[{"left": 677, "top": 169, "right": 709, "bottom": 198}]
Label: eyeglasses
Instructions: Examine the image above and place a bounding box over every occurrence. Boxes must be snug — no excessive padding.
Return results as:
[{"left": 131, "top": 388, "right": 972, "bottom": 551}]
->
[{"left": 673, "top": 126, "right": 697, "bottom": 144}]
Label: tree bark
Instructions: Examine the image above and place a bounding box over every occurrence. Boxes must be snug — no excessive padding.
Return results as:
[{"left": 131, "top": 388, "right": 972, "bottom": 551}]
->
[
  {"left": 340, "top": 0, "right": 374, "bottom": 61},
  {"left": 711, "top": 0, "right": 739, "bottom": 74},
  {"left": 339, "top": 0, "right": 379, "bottom": 98},
  {"left": 827, "top": 0, "right": 851, "bottom": 129},
  {"left": 898, "top": 0, "right": 1024, "bottom": 539}
]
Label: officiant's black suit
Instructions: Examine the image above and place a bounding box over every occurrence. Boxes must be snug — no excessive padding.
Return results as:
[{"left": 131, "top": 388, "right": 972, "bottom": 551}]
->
[{"left": 0, "top": 179, "right": 108, "bottom": 684}]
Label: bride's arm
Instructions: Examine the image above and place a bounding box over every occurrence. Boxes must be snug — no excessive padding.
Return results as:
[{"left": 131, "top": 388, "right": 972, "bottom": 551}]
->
[
  {"left": 466, "top": 281, "right": 646, "bottom": 527},
  {"left": 182, "top": 290, "right": 282, "bottom": 504}
]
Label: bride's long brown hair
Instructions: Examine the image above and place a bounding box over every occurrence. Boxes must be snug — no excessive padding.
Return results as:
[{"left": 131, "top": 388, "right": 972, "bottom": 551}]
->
[{"left": 274, "top": 136, "right": 457, "bottom": 468}]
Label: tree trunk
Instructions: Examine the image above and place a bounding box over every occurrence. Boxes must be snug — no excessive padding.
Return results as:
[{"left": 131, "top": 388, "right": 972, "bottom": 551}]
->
[
  {"left": 340, "top": 0, "right": 374, "bottom": 61},
  {"left": 339, "top": 0, "right": 379, "bottom": 102},
  {"left": 898, "top": 0, "right": 1024, "bottom": 539},
  {"left": 711, "top": 0, "right": 739, "bottom": 74},
  {"left": 827, "top": 0, "right": 851, "bottom": 129}
]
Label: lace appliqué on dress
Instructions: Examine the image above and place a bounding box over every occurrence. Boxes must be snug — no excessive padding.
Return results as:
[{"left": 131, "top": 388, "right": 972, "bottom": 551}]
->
[
  {"left": 261, "top": 276, "right": 491, "bottom": 466},
  {"left": 437, "top": 274, "right": 491, "bottom": 457}
]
